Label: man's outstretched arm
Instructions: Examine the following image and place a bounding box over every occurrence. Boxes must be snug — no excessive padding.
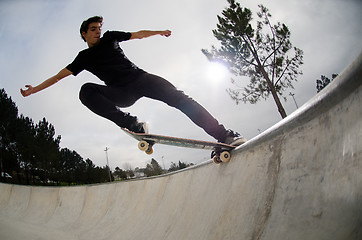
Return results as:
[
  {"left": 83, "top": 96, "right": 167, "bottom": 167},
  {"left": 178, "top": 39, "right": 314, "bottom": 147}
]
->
[
  {"left": 130, "top": 30, "right": 172, "bottom": 40},
  {"left": 20, "top": 68, "right": 73, "bottom": 97}
]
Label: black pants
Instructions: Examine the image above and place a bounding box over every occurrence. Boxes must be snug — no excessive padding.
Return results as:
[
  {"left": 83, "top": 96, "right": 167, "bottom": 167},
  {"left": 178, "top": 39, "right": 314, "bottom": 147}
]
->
[{"left": 79, "top": 73, "right": 227, "bottom": 142}]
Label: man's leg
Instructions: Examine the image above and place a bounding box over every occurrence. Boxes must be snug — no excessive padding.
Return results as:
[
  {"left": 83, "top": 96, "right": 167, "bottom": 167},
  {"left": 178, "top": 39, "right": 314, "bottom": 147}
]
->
[
  {"left": 132, "top": 73, "right": 228, "bottom": 142},
  {"left": 78, "top": 83, "right": 142, "bottom": 129}
]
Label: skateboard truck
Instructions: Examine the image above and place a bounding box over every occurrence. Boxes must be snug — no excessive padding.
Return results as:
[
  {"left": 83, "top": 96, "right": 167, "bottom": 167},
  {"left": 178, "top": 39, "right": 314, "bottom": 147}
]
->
[{"left": 138, "top": 140, "right": 154, "bottom": 155}]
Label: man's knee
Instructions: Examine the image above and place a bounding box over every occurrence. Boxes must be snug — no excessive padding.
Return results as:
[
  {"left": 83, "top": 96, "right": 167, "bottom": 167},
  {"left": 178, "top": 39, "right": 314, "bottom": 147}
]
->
[{"left": 79, "top": 83, "right": 97, "bottom": 104}]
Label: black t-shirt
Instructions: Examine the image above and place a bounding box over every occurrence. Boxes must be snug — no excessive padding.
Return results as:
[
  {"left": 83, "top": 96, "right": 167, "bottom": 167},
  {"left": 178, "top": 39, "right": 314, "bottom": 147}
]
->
[{"left": 66, "top": 31, "right": 145, "bottom": 86}]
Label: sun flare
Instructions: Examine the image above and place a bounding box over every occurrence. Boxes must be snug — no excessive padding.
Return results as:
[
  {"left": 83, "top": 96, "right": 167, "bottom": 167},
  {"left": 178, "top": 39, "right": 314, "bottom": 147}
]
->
[{"left": 206, "top": 62, "right": 229, "bottom": 83}]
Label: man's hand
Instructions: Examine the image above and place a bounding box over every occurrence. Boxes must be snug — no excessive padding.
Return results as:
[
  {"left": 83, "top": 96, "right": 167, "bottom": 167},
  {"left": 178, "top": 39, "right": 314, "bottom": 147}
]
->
[
  {"left": 20, "top": 85, "right": 34, "bottom": 97},
  {"left": 160, "top": 30, "right": 172, "bottom": 37}
]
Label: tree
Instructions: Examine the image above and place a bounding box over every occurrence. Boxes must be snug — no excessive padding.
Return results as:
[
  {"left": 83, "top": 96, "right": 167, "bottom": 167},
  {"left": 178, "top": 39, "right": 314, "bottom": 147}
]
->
[
  {"left": 126, "top": 169, "right": 135, "bottom": 179},
  {"left": 202, "top": 0, "right": 304, "bottom": 118},
  {"left": 316, "top": 74, "right": 338, "bottom": 93},
  {"left": 114, "top": 167, "right": 128, "bottom": 180},
  {"left": 60, "top": 148, "right": 85, "bottom": 185},
  {"left": 14, "top": 115, "right": 36, "bottom": 184},
  {"left": 85, "top": 158, "right": 97, "bottom": 183},
  {"left": 168, "top": 161, "right": 193, "bottom": 172},
  {"left": 0, "top": 88, "right": 120, "bottom": 185},
  {"left": 0, "top": 89, "right": 18, "bottom": 182},
  {"left": 144, "top": 158, "right": 163, "bottom": 177},
  {"left": 168, "top": 162, "right": 179, "bottom": 172},
  {"left": 34, "top": 118, "right": 61, "bottom": 183}
]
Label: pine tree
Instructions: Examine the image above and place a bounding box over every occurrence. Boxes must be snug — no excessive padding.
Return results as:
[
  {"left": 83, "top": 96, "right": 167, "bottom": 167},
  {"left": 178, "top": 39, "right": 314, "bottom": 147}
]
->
[
  {"left": 202, "top": 0, "right": 304, "bottom": 118},
  {"left": 316, "top": 74, "right": 338, "bottom": 93}
]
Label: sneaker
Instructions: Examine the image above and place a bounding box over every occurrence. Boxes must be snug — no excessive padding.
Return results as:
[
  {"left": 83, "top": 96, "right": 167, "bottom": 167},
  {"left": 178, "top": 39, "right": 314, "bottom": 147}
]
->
[
  {"left": 223, "top": 129, "right": 247, "bottom": 146},
  {"left": 128, "top": 121, "right": 149, "bottom": 134}
]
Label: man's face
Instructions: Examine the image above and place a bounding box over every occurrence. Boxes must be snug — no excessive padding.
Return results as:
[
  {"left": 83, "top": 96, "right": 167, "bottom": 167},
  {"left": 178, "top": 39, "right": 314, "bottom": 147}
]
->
[{"left": 82, "top": 22, "right": 102, "bottom": 47}]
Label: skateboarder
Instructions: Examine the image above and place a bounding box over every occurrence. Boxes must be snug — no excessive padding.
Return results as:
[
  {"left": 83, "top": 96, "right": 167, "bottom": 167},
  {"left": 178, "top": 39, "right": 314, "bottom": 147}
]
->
[{"left": 21, "top": 16, "right": 246, "bottom": 146}]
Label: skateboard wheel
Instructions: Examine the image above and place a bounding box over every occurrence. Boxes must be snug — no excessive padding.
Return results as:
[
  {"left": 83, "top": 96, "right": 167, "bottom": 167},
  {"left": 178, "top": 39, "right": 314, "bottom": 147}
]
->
[
  {"left": 220, "top": 151, "right": 231, "bottom": 162},
  {"left": 145, "top": 147, "right": 153, "bottom": 155},
  {"left": 213, "top": 155, "right": 222, "bottom": 164},
  {"left": 138, "top": 141, "right": 149, "bottom": 151}
]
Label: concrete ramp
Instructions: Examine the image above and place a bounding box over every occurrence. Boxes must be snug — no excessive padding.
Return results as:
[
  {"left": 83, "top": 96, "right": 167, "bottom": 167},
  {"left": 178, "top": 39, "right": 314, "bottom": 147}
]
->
[{"left": 1, "top": 53, "right": 361, "bottom": 240}]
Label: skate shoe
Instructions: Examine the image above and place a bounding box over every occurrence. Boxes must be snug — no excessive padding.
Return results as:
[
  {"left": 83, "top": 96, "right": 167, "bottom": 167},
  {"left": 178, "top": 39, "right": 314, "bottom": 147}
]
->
[
  {"left": 223, "top": 129, "right": 247, "bottom": 146},
  {"left": 128, "top": 120, "right": 149, "bottom": 134}
]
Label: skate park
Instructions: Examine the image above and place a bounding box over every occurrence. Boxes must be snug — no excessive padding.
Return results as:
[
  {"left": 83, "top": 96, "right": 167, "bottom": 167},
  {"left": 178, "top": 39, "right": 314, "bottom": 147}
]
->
[{"left": 0, "top": 52, "right": 361, "bottom": 239}]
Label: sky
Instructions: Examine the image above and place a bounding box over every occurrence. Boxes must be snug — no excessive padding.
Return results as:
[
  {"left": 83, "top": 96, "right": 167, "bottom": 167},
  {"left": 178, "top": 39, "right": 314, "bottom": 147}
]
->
[{"left": 0, "top": 0, "right": 361, "bottom": 170}]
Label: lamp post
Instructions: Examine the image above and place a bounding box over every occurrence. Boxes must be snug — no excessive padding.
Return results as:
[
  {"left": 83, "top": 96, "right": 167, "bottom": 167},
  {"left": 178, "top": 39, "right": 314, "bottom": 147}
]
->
[
  {"left": 104, "top": 147, "right": 112, "bottom": 182},
  {"left": 289, "top": 92, "right": 299, "bottom": 109}
]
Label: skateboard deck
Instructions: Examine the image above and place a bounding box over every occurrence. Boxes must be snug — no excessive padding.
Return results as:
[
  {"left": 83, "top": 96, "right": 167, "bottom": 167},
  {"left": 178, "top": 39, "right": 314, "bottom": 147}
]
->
[{"left": 121, "top": 128, "right": 236, "bottom": 163}]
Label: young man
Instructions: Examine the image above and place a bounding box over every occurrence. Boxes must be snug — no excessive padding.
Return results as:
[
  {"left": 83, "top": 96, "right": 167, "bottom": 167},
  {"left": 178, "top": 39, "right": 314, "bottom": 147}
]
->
[{"left": 21, "top": 16, "right": 245, "bottom": 145}]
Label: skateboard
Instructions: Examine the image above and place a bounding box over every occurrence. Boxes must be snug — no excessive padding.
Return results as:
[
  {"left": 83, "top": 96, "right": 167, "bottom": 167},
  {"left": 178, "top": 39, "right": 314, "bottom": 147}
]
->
[{"left": 121, "top": 128, "right": 236, "bottom": 163}]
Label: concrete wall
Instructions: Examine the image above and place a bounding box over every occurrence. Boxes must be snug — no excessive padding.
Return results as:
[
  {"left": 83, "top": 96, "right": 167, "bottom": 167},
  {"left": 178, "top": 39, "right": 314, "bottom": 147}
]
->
[{"left": 0, "top": 52, "right": 361, "bottom": 240}]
